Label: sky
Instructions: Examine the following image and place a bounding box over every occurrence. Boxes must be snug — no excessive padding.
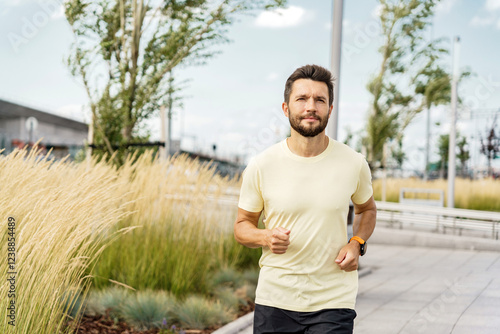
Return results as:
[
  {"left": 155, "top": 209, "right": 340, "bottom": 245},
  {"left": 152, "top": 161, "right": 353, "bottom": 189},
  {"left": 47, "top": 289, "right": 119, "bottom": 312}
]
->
[{"left": 0, "top": 0, "right": 499, "bottom": 173}]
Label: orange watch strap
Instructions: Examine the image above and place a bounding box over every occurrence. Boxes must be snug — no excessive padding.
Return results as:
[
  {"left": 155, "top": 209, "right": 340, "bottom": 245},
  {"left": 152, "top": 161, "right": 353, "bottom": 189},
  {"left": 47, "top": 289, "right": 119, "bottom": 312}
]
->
[{"left": 349, "top": 236, "right": 365, "bottom": 245}]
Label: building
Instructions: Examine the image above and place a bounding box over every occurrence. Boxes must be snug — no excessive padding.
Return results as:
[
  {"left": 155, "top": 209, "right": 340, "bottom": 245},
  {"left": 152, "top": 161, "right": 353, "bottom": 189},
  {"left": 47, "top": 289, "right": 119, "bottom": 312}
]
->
[
  {"left": 178, "top": 150, "right": 244, "bottom": 179},
  {"left": 0, "top": 99, "right": 88, "bottom": 159}
]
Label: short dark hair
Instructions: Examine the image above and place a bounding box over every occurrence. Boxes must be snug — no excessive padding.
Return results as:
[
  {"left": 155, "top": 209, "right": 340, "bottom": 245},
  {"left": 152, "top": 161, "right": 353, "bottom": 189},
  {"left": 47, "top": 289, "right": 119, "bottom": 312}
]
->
[{"left": 284, "top": 64, "right": 334, "bottom": 106}]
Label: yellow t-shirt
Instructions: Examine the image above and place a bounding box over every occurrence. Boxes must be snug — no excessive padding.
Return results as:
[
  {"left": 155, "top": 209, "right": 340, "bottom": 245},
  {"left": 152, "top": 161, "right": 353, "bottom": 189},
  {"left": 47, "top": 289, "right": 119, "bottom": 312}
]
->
[{"left": 238, "top": 136, "right": 373, "bottom": 312}]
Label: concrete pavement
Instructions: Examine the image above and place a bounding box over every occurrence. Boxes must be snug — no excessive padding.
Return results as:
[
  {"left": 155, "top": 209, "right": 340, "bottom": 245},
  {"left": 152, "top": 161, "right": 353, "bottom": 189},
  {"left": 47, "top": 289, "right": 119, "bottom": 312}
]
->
[
  {"left": 215, "top": 230, "right": 500, "bottom": 334},
  {"left": 355, "top": 243, "right": 500, "bottom": 333}
]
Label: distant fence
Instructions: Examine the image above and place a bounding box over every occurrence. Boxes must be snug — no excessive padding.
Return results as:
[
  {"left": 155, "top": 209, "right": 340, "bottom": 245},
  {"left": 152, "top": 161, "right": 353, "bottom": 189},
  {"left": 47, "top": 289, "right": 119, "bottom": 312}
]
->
[
  {"left": 376, "top": 201, "right": 500, "bottom": 239},
  {"left": 399, "top": 188, "right": 444, "bottom": 207}
]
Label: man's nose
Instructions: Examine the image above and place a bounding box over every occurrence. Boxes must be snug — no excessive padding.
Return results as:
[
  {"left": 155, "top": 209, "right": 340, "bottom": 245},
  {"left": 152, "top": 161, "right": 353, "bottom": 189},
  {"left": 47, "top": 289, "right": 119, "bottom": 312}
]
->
[{"left": 305, "top": 98, "right": 316, "bottom": 111}]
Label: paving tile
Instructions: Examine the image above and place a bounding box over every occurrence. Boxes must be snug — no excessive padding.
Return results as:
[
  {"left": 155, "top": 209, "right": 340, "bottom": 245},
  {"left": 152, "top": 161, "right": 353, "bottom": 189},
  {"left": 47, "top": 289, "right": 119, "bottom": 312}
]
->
[
  {"left": 451, "top": 325, "right": 500, "bottom": 334},
  {"left": 233, "top": 244, "right": 500, "bottom": 334},
  {"left": 454, "top": 313, "right": 500, "bottom": 327},
  {"left": 355, "top": 244, "right": 500, "bottom": 334}
]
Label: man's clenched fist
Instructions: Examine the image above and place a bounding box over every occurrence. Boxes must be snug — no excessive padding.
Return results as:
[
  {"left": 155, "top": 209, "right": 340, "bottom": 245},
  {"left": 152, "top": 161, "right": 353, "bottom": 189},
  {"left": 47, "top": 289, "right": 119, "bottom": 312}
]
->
[{"left": 265, "top": 227, "right": 290, "bottom": 254}]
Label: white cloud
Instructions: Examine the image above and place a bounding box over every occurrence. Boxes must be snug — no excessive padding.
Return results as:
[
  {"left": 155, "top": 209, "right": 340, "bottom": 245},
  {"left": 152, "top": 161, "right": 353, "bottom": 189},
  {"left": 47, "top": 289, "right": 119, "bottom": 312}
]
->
[
  {"left": 266, "top": 72, "right": 279, "bottom": 81},
  {"left": 50, "top": 3, "right": 65, "bottom": 20},
  {"left": 435, "top": 0, "right": 458, "bottom": 14},
  {"left": 55, "top": 104, "right": 89, "bottom": 122},
  {"left": 469, "top": 0, "right": 500, "bottom": 29},
  {"left": 470, "top": 14, "right": 496, "bottom": 26},
  {"left": 220, "top": 132, "right": 246, "bottom": 144},
  {"left": 3, "top": 0, "right": 22, "bottom": 6},
  {"left": 184, "top": 112, "right": 213, "bottom": 128},
  {"left": 371, "top": 4, "right": 383, "bottom": 18},
  {"left": 486, "top": 0, "right": 500, "bottom": 11},
  {"left": 255, "top": 5, "right": 308, "bottom": 28}
]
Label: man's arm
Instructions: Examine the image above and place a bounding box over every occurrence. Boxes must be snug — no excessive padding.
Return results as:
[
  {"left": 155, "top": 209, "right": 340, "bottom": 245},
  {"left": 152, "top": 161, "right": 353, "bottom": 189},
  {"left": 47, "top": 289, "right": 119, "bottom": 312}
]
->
[
  {"left": 352, "top": 195, "right": 377, "bottom": 242},
  {"left": 234, "top": 207, "right": 290, "bottom": 254},
  {"left": 335, "top": 196, "right": 377, "bottom": 271}
]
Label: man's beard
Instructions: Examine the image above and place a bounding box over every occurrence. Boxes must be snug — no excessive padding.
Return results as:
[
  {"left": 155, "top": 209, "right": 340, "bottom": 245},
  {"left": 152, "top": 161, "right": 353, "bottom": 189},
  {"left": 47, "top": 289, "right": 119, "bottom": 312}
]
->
[{"left": 289, "top": 112, "right": 329, "bottom": 137}]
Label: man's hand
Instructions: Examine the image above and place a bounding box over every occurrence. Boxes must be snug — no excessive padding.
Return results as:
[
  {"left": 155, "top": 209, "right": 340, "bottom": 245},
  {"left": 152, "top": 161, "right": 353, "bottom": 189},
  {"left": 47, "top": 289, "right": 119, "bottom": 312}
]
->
[
  {"left": 264, "top": 227, "right": 290, "bottom": 254},
  {"left": 335, "top": 241, "right": 360, "bottom": 271}
]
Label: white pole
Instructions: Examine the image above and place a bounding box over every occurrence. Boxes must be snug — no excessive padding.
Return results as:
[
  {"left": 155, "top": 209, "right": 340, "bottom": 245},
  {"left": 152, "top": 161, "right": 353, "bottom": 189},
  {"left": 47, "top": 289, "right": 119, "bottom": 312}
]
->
[
  {"left": 86, "top": 111, "right": 94, "bottom": 169},
  {"left": 382, "top": 142, "right": 387, "bottom": 201},
  {"left": 424, "top": 107, "right": 430, "bottom": 181},
  {"left": 160, "top": 105, "right": 167, "bottom": 161},
  {"left": 447, "top": 36, "right": 460, "bottom": 208},
  {"left": 328, "top": 0, "right": 343, "bottom": 141},
  {"left": 167, "top": 92, "right": 173, "bottom": 156}
]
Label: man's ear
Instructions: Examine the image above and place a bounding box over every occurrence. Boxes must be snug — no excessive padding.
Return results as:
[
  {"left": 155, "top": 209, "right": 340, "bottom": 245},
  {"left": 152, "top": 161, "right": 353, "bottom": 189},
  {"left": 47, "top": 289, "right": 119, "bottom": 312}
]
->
[
  {"left": 328, "top": 104, "right": 333, "bottom": 119},
  {"left": 282, "top": 102, "right": 289, "bottom": 118}
]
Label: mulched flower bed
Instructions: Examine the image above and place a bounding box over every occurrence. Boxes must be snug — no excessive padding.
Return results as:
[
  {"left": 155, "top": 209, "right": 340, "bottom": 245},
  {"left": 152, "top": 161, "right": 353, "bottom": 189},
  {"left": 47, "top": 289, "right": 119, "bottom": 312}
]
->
[{"left": 66, "top": 301, "right": 255, "bottom": 334}]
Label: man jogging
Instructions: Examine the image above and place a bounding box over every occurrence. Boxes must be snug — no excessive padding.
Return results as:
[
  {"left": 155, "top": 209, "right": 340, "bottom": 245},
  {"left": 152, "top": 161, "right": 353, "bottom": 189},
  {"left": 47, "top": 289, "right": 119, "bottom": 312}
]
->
[{"left": 234, "top": 64, "right": 376, "bottom": 334}]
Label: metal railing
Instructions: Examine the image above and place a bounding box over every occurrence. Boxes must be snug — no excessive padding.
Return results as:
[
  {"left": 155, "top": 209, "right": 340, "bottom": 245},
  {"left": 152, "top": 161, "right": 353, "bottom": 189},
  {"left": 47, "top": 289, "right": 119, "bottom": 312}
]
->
[{"left": 376, "top": 201, "right": 500, "bottom": 239}]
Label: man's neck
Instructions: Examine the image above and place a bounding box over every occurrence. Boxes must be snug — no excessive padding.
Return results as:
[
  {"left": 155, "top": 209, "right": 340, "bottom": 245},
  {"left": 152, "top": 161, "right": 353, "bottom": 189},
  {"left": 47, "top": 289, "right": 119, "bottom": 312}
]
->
[{"left": 286, "top": 133, "right": 329, "bottom": 157}]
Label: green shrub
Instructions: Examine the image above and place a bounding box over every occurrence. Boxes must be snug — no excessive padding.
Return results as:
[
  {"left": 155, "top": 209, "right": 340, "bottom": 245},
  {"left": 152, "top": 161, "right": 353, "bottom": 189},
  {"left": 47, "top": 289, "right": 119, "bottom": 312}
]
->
[
  {"left": 213, "top": 286, "right": 240, "bottom": 309},
  {"left": 120, "top": 290, "right": 176, "bottom": 330},
  {"left": 177, "top": 295, "right": 233, "bottom": 329},
  {"left": 60, "top": 288, "right": 86, "bottom": 319},
  {"left": 94, "top": 286, "right": 130, "bottom": 318},
  {"left": 209, "top": 267, "right": 244, "bottom": 290},
  {"left": 241, "top": 268, "right": 259, "bottom": 286},
  {"left": 83, "top": 290, "right": 105, "bottom": 316},
  {"left": 237, "top": 283, "right": 256, "bottom": 304}
]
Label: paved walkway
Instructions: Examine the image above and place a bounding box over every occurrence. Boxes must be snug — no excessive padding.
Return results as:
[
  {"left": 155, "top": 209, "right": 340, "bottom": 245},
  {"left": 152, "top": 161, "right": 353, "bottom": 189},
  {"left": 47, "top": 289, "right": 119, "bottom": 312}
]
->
[
  {"left": 356, "top": 244, "right": 500, "bottom": 333},
  {"left": 222, "top": 243, "right": 500, "bottom": 334}
]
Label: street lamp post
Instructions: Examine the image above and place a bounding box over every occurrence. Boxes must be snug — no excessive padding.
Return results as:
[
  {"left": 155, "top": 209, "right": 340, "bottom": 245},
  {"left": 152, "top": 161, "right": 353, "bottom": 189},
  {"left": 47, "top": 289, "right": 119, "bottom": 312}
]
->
[
  {"left": 328, "top": 0, "right": 344, "bottom": 141},
  {"left": 447, "top": 36, "right": 460, "bottom": 208}
]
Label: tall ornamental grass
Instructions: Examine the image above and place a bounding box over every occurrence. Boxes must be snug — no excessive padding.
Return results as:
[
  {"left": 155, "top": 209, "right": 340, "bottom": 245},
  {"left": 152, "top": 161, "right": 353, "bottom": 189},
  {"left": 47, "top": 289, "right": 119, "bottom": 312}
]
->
[
  {"left": 0, "top": 146, "right": 258, "bottom": 333},
  {"left": 89, "top": 151, "right": 258, "bottom": 297},
  {"left": 0, "top": 147, "right": 131, "bottom": 334},
  {"left": 373, "top": 178, "right": 500, "bottom": 211}
]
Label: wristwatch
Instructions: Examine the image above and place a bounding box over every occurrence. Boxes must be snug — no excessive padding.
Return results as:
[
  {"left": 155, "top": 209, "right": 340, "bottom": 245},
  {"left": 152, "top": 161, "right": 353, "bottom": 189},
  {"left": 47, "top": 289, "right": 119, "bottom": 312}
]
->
[{"left": 349, "top": 236, "right": 367, "bottom": 256}]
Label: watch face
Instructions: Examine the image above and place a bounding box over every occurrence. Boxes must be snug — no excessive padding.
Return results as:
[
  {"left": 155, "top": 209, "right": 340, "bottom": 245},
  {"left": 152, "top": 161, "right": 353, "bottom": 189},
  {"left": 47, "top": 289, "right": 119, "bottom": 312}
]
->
[{"left": 360, "top": 242, "right": 367, "bottom": 256}]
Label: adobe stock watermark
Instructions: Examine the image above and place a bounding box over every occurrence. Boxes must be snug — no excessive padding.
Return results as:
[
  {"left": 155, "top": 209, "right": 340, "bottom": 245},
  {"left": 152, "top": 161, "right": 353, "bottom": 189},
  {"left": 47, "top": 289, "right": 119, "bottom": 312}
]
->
[
  {"left": 236, "top": 111, "right": 289, "bottom": 160},
  {"left": 402, "top": 277, "right": 465, "bottom": 333},
  {"left": 461, "top": 74, "right": 500, "bottom": 111},
  {"left": 7, "top": 0, "right": 63, "bottom": 54},
  {"left": 342, "top": 19, "right": 382, "bottom": 64}
]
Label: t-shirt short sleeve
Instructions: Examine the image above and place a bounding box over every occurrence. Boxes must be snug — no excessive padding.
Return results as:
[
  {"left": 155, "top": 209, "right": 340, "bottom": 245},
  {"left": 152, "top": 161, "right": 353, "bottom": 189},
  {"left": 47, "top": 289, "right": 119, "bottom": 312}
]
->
[
  {"left": 238, "top": 159, "right": 264, "bottom": 213},
  {"left": 351, "top": 157, "right": 373, "bottom": 205}
]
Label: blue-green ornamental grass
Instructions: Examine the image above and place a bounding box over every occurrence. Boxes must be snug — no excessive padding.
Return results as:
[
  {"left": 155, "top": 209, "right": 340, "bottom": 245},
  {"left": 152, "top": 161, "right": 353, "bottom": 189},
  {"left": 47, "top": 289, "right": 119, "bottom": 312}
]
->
[
  {"left": 176, "top": 295, "right": 233, "bottom": 329},
  {"left": 120, "top": 290, "right": 176, "bottom": 330}
]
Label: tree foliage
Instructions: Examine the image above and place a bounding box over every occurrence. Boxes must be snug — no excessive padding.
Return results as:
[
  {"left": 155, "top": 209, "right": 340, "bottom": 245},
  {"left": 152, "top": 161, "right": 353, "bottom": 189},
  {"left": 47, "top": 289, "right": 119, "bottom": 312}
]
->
[
  {"left": 457, "top": 135, "right": 470, "bottom": 177},
  {"left": 436, "top": 132, "right": 469, "bottom": 178},
  {"left": 364, "top": 0, "right": 450, "bottom": 169},
  {"left": 480, "top": 114, "right": 500, "bottom": 176},
  {"left": 64, "top": 0, "right": 285, "bottom": 164}
]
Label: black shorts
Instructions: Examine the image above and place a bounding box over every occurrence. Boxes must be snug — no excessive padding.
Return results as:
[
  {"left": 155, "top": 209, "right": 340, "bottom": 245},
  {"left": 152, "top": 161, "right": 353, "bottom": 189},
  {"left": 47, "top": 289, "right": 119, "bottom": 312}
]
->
[{"left": 253, "top": 304, "right": 356, "bottom": 334}]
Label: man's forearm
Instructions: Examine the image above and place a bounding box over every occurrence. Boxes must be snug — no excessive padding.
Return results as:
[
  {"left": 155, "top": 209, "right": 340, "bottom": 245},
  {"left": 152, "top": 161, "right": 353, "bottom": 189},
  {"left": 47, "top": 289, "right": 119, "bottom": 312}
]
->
[
  {"left": 234, "top": 221, "right": 267, "bottom": 248},
  {"left": 352, "top": 209, "right": 376, "bottom": 241}
]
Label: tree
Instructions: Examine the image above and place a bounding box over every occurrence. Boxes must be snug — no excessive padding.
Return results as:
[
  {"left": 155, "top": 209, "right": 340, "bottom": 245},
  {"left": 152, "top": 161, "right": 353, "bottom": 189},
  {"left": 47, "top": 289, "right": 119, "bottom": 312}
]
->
[
  {"left": 457, "top": 135, "right": 470, "bottom": 177},
  {"left": 364, "top": 0, "right": 449, "bottom": 169},
  {"left": 414, "top": 57, "right": 471, "bottom": 180},
  {"left": 436, "top": 132, "right": 468, "bottom": 179},
  {"left": 480, "top": 114, "right": 500, "bottom": 177},
  {"left": 415, "top": 60, "right": 449, "bottom": 180},
  {"left": 437, "top": 133, "right": 449, "bottom": 179},
  {"left": 390, "top": 136, "right": 405, "bottom": 170},
  {"left": 64, "top": 0, "right": 285, "bottom": 164}
]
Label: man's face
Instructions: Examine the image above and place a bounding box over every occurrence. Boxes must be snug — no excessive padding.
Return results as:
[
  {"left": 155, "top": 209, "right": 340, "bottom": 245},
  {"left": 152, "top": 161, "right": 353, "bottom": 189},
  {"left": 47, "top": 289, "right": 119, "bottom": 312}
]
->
[{"left": 283, "top": 79, "right": 332, "bottom": 138}]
